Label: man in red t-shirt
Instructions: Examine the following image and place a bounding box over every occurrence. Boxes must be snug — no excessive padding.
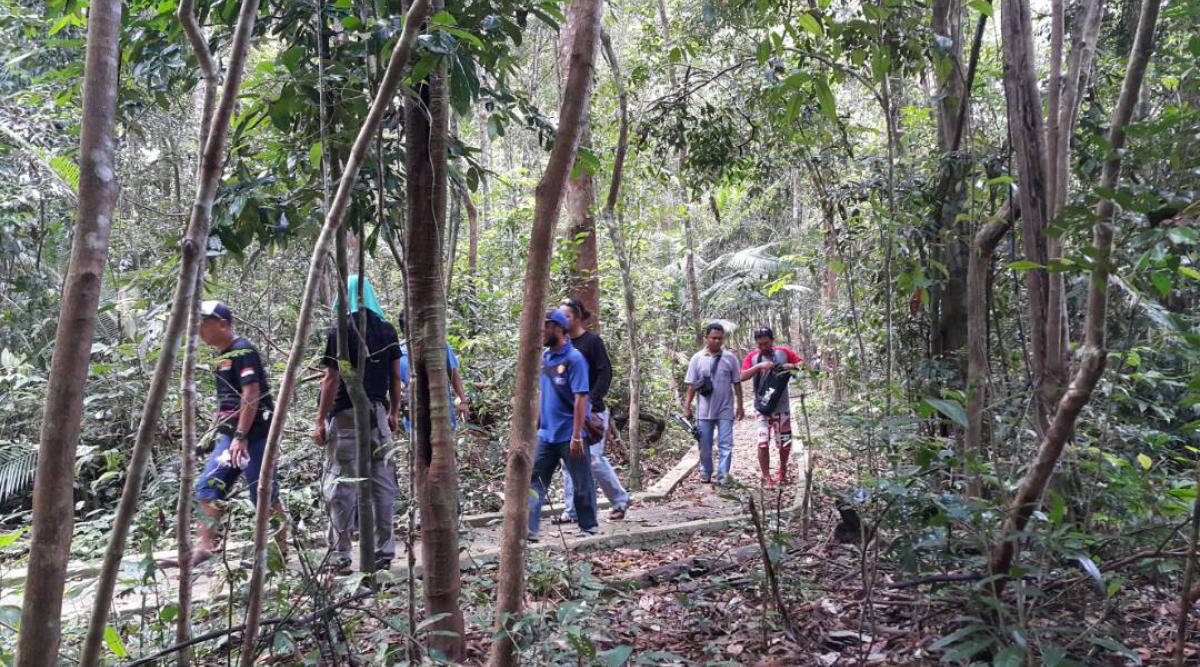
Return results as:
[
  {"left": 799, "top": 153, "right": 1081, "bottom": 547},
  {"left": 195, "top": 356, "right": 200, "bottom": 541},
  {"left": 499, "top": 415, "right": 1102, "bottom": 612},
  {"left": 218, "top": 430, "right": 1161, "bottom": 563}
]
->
[{"left": 740, "top": 327, "right": 804, "bottom": 487}]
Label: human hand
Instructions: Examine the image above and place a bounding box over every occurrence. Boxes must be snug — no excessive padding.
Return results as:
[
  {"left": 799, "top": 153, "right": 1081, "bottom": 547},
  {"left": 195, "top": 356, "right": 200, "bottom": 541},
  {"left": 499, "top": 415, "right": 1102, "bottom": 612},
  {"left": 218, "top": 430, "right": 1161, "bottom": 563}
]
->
[
  {"left": 388, "top": 412, "right": 399, "bottom": 434},
  {"left": 570, "top": 438, "right": 584, "bottom": 459},
  {"left": 684, "top": 405, "right": 693, "bottom": 420},
  {"left": 229, "top": 438, "right": 250, "bottom": 469},
  {"left": 757, "top": 360, "right": 776, "bottom": 372},
  {"left": 458, "top": 401, "right": 472, "bottom": 422},
  {"left": 313, "top": 419, "right": 326, "bottom": 445},
  {"left": 736, "top": 405, "right": 745, "bottom": 421}
]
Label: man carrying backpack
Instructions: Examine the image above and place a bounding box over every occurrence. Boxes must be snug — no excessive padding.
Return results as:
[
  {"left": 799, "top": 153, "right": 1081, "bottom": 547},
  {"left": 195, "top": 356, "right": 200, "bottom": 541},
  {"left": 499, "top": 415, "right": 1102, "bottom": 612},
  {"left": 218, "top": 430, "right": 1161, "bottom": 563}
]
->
[
  {"left": 740, "top": 327, "right": 804, "bottom": 487},
  {"left": 684, "top": 322, "right": 745, "bottom": 485}
]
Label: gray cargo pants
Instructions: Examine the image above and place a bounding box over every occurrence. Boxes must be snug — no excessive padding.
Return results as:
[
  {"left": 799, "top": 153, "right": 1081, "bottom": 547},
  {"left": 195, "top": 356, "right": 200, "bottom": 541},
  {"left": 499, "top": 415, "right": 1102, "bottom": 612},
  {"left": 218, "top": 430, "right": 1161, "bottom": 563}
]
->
[{"left": 323, "top": 402, "right": 399, "bottom": 560}]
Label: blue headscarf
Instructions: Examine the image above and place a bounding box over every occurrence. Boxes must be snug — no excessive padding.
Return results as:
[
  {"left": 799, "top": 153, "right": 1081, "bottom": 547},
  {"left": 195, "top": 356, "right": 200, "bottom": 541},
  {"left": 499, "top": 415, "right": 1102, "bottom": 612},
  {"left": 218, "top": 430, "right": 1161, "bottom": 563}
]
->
[{"left": 336, "top": 274, "right": 386, "bottom": 321}]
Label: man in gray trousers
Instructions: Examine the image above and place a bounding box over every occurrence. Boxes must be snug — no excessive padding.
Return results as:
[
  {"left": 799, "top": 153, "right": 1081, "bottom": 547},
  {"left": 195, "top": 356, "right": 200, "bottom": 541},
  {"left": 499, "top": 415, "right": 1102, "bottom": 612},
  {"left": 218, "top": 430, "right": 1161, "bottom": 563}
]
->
[{"left": 313, "top": 276, "right": 402, "bottom": 573}]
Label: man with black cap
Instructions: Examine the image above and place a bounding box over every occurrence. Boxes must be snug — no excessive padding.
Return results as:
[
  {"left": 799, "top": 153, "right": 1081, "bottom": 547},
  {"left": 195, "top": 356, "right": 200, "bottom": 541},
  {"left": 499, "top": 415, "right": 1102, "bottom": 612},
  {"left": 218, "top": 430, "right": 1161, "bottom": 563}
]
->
[
  {"left": 186, "top": 300, "right": 284, "bottom": 564},
  {"left": 552, "top": 297, "right": 630, "bottom": 525},
  {"left": 527, "top": 310, "right": 598, "bottom": 541},
  {"left": 740, "top": 326, "right": 804, "bottom": 487}
]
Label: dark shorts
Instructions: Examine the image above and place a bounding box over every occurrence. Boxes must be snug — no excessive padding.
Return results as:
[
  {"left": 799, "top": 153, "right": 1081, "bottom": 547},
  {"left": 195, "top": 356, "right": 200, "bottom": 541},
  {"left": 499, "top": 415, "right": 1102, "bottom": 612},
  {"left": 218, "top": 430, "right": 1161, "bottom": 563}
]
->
[{"left": 195, "top": 433, "right": 280, "bottom": 505}]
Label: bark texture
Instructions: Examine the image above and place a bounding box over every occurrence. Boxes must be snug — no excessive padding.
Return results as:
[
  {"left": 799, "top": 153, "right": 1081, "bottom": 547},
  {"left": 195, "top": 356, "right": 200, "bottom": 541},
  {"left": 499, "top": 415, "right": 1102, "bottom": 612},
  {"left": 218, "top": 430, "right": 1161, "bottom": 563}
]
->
[
  {"left": 17, "top": 1, "right": 122, "bottom": 661},
  {"left": 238, "top": 2, "right": 432, "bottom": 661},
  {"left": 488, "top": 1, "right": 602, "bottom": 664},
  {"left": 405, "top": 4, "right": 465, "bottom": 654},
  {"left": 989, "top": 0, "right": 1162, "bottom": 585}
]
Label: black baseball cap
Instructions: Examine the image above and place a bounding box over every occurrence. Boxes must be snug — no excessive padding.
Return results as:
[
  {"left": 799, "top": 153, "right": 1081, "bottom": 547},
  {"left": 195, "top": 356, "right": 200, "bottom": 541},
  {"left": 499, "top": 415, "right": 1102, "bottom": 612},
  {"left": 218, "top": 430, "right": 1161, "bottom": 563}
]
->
[{"left": 199, "top": 300, "right": 233, "bottom": 322}]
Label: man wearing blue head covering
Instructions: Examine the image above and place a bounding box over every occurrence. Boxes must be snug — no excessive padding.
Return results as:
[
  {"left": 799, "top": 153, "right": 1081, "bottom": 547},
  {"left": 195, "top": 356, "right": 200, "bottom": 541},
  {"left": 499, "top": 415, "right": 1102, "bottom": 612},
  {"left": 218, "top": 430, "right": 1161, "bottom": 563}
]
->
[{"left": 314, "top": 275, "right": 402, "bottom": 572}]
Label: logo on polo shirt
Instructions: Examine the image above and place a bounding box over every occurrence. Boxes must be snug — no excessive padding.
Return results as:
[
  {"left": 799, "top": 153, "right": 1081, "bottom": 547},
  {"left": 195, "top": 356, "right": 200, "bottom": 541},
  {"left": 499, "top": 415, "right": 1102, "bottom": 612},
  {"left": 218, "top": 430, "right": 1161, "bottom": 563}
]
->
[{"left": 218, "top": 359, "right": 233, "bottom": 371}]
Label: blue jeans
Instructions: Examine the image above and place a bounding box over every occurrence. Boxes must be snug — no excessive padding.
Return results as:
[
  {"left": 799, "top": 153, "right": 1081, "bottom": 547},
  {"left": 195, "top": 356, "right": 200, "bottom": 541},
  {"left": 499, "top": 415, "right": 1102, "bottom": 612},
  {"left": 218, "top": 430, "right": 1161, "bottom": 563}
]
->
[
  {"left": 196, "top": 432, "right": 280, "bottom": 505},
  {"left": 698, "top": 418, "right": 735, "bottom": 483},
  {"left": 561, "top": 410, "right": 629, "bottom": 519},
  {"left": 529, "top": 439, "right": 598, "bottom": 536}
]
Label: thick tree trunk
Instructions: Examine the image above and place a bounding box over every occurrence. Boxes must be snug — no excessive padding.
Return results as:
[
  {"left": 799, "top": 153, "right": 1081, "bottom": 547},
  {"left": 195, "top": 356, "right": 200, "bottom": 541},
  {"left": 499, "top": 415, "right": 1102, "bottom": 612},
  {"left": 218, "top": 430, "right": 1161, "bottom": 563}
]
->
[
  {"left": 488, "top": 1, "right": 601, "bottom": 664},
  {"left": 81, "top": 2, "right": 260, "bottom": 664},
  {"left": 989, "top": 0, "right": 1162, "bottom": 586},
  {"left": 999, "top": 0, "right": 1052, "bottom": 428},
  {"left": 930, "top": 0, "right": 969, "bottom": 372},
  {"left": 174, "top": 4, "right": 217, "bottom": 659},
  {"left": 238, "top": 2, "right": 432, "bottom": 661},
  {"left": 16, "top": 2, "right": 122, "bottom": 661},
  {"left": 405, "top": 4, "right": 465, "bottom": 654},
  {"left": 599, "top": 29, "right": 640, "bottom": 490},
  {"left": 564, "top": 126, "right": 601, "bottom": 327}
]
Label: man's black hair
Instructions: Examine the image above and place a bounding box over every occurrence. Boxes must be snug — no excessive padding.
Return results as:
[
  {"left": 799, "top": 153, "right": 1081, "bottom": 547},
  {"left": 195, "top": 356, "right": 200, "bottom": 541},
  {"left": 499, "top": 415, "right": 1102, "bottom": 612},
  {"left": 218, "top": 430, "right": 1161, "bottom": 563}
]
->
[
  {"left": 705, "top": 322, "right": 725, "bottom": 336},
  {"left": 753, "top": 326, "right": 774, "bottom": 340}
]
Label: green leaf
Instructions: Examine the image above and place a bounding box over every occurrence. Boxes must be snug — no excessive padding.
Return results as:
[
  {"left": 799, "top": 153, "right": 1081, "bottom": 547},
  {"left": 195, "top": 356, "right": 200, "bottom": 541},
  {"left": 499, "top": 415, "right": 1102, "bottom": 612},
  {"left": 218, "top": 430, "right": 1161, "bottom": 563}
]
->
[
  {"left": 341, "top": 16, "right": 362, "bottom": 31},
  {"left": 1041, "top": 643, "right": 1067, "bottom": 667},
  {"left": 968, "top": 0, "right": 993, "bottom": 17},
  {"left": 1151, "top": 271, "right": 1172, "bottom": 297},
  {"left": 309, "top": 142, "right": 323, "bottom": 170},
  {"left": 103, "top": 626, "right": 127, "bottom": 658},
  {"left": 0, "top": 531, "right": 21, "bottom": 548},
  {"left": 1178, "top": 266, "right": 1200, "bottom": 281},
  {"left": 814, "top": 77, "right": 837, "bottom": 122},
  {"left": 993, "top": 646, "right": 1025, "bottom": 667},
  {"left": 1007, "top": 260, "right": 1043, "bottom": 271},
  {"left": 599, "top": 645, "right": 634, "bottom": 667},
  {"left": 431, "top": 9, "right": 457, "bottom": 25},
  {"left": 941, "top": 638, "right": 992, "bottom": 663},
  {"left": 1137, "top": 453, "right": 1153, "bottom": 470},
  {"left": 924, "top": 398, "right": 968, "bottom": 429},
  {"left": 797, "top": 12, "right": 823, "bottom": 36}
]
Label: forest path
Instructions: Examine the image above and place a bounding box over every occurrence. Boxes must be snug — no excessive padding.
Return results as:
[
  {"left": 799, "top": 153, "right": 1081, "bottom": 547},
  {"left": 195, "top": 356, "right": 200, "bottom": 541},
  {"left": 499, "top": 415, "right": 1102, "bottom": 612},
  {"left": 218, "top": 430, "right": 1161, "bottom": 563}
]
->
[{"left": 1, "top": 391, "right": 815, "bottom": 631}]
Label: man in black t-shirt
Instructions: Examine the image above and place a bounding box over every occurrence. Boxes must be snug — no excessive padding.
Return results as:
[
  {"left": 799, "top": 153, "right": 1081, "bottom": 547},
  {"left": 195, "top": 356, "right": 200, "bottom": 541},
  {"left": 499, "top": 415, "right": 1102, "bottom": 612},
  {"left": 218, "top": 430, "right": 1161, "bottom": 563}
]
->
[
  {"left": 188, "top": 301, "right": 283, "bottom": 565},
  {"left": 313, "top": 276, "right": 402, "bottom": 572}
]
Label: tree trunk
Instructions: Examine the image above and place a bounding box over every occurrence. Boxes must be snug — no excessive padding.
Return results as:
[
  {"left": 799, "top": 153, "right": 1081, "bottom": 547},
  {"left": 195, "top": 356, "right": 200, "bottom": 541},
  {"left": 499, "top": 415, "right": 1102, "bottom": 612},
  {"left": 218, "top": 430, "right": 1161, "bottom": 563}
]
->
[
  {"left": 966, "top": 216, "right": 1010, "bottom": 496},
  {"left": 16, "top": 1, "right": 122, "bottom": 661},
  {"left": 999, "top": 0, "right": 1052, "bottom": 429},
  {"left": 173, "top": 3, "right": 219, "bottom": 660},
  {"left": 405, "top": 3, "right": 465, "bottom": 654},
  {"left": 488, "top": 1, "right": 601, "bottom": 664},
  {"left": 930, "top": 0, "right": 969, "bottom": 373},
  {"left": 989, "top": 0, "right": 1162, "bottom": 587},
  {"left": 238, "top": 2, "right": 432, "bottom": 661},
  {"left": 82, "top": 2, "right": 260, "bottom": 663},
  {"left": 465, "top": 189, "right": 479, "bottom": 276},
  {"left": 564, "top": 127, "right": 601, "bottom": 328},
  {"left": 598, "top": 29, "right": 641, "bottom": 490}
]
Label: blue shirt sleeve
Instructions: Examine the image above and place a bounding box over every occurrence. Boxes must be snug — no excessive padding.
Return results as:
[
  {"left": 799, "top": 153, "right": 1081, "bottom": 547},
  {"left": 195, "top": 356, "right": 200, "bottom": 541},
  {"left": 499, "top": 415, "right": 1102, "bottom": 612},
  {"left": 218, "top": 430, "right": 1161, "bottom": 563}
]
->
[
  {"left": 446, "top": 344, "right": 460, "bottom": 371},
  {"left": 569, "top": 352, "right": 590, "bottom": 395},
  {"left": 398, "top": 345, "right": 409, "bottom": 384}
]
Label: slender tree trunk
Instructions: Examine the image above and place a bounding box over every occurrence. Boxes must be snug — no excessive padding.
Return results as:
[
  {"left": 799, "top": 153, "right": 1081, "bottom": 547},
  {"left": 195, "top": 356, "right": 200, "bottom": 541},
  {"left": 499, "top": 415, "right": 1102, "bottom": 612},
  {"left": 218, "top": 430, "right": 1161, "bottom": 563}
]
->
[
  {"left": 82, "top": 2, "right": 260, "bottom": 663},
  {"left": 174, "top": 4, "right": 217, "bottom": 659},
  {"left": 966, "top": 217, "right": 1010, "bottom": 495},
  {"left": 465, "top": 189, "right": 479, "bottom": 276},
  {"left": 599, "top": 29, "right": 641, "bottom": 489},
  {"left": 488, "top": 1, "right": 602, "bottom": 664},
  {"left": 558, "top": 17, "right": 600, "bottom": 327},
  {"left": 999, "top": 0, "right": 1052, "bottom": 429},
  {"left": 238, "top": 2, "right": 432, "bottom": 661},
  {"left": 989, "top": 0, "right": 1162, "bottom": 586},
  {"left": 405, "top": 2, "right": 465, "bottom": 654},
  {"left": 16, "top": 1, "right": 122, "bottom": 661}
]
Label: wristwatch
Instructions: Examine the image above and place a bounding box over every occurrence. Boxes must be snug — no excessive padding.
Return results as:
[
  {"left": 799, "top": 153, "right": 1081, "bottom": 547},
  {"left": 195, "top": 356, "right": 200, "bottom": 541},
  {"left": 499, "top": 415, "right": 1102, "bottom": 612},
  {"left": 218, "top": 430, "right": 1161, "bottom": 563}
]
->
[{"left": 233, "top": 430, "right": 248, "bottom": 441}]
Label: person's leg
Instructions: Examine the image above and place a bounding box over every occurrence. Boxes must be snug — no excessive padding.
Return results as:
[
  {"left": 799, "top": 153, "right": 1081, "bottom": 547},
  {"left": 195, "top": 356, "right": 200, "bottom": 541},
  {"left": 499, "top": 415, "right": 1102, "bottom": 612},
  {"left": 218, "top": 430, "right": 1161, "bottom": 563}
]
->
[
  {"left": 528, "top": 439, "right": 560, "bottom": 539},
  {"left": 193, "top": 434, "right": 240, "bottom": 563},
  {"left": 715, "top": 418, "right": 735, "bottom": 484},
  {"left": 776, "top": 413, "right": 793, "bottom": 483},
  {"left": 242, "top": 432, "right": 288, "bottom": 560},
  {"left": 371, "top": 405, "right": 399, "bottom": 565},
  {"left": 321, "top": 413, "right": 358, "bottom": 563},
  {"left": 589, "top": 411, "right": 630, "bottom": 512},
  {"left": 559, "top": 467, "right": 577, "bottom": 522},
  {"left": 756, "top": 413, "right": 773, "bottom": 482},
  {"left": 563, "top": 444, "right": 598, "bottom": 532},
  {"left": 696, "top": 419, "right": 716, "bottom": 482}
]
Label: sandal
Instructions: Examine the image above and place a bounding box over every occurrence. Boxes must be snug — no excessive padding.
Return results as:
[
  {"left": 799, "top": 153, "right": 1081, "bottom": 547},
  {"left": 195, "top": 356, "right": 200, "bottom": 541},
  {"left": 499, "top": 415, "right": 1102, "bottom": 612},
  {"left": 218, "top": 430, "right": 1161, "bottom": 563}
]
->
[
  {"left": 550, "top": 513, "right": 574, "bottom": 525},
  {"left": 608, "top": 506, "right": 627, "bottom": 521}
]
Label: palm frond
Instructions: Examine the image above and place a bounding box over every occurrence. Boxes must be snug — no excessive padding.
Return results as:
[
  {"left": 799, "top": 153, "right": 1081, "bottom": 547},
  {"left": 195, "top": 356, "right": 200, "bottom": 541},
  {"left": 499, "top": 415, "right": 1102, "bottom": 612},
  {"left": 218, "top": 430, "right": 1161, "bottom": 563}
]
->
[{"left": 0, "top": 444, "right": 37, "bottom": 505}]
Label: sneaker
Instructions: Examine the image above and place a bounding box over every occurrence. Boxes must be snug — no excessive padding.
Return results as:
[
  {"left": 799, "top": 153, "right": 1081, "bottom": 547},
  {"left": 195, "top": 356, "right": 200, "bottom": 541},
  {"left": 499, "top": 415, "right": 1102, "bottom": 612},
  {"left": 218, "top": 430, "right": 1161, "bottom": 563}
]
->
[
  {"left": 527, "top": 532, "right": 540, "bottom": 543},
  {"left": 325, "top": 555, "right": 353, "bottom": 575},
  {"left": 699, "top": 475, "right": 711, "bottom": 484},
  {"left": 608, "top": 506, "right": 627, "bottom": 521},
  {"left": 578, "top": 527, "right": 599, "bottom": 537},
  {"left": 374, "top": 556, "right": 393, "bottom": 571}
]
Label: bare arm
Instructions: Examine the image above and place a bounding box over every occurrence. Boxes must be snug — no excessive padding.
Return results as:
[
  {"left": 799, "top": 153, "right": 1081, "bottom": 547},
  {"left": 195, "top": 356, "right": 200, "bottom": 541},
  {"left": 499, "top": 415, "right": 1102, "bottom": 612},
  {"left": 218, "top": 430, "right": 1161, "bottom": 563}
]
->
[
  {"left": 571, "top": 393, "right": 588, "bottom": 458},
  {"left": 734, "top": 381, "right": 744, "bottom": 420},
  {"left": 684, "top": 384, "right": 695, "bottom": 419},
  {"left": 451, "top": 367, "right": 471, "bottom": 419},
  {"left": 236, "top": 382, "right": 260, "bottom": 435},
  {"left": 314, "top": 367, "right": 339, "bottom": 443},
  {"left": 390, "top": 359, "right": 403, "bottom": 422}
]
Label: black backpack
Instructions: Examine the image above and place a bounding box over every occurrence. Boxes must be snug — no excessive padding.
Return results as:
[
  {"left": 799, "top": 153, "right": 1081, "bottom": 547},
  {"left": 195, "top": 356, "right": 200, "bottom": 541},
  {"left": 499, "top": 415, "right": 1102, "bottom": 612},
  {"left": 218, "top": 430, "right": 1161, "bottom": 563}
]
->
[{"left": 752, "top": 350, "right": 791, "bottom": 415}]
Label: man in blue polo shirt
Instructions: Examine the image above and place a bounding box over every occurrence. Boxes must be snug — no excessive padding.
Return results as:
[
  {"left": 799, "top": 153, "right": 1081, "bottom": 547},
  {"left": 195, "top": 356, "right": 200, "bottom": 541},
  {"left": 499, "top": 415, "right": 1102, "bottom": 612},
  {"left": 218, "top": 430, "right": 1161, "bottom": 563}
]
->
[{"left": 528, "top": 310, "right": 598, "bottom": 541}]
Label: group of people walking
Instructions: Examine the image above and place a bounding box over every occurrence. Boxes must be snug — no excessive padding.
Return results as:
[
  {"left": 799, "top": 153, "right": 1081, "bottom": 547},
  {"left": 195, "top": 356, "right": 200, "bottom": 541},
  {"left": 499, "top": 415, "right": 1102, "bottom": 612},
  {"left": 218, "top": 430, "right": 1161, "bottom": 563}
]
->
[{"left": 174, "top": 276, "right": 802, "bottom": 572}]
